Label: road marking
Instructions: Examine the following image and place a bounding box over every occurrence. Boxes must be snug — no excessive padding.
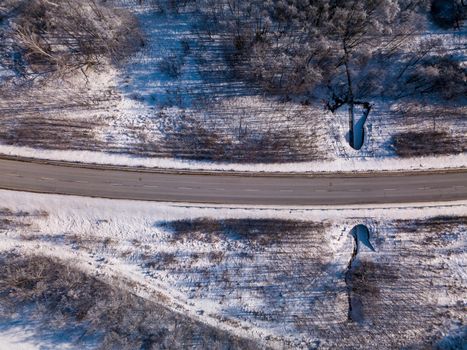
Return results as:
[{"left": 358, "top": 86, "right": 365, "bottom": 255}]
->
[
  {"left": 111, "top": 183, "right": 123, "bottom": 187},
  {"left": 178, "top": 187, "right": 193, "bottom": 190},
  {"left": 384, "top": 188, "right": 396, "bottom": 191},
  {"left": 40, "top": 177, "right": 55, "bottom": 181}
]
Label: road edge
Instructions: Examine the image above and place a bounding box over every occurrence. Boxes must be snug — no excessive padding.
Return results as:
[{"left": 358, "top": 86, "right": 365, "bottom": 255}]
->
[{"left": 1, "top": 154, "right": 466, "bottom": 178}]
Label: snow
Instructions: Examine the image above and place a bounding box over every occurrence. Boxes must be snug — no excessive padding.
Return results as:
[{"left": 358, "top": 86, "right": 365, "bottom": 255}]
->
[
  {"left": 0, "top": 5, "right": 465, "bottom": 173},
  {"left": 0, "top": 6, "right": 465, "bottom": 345},
  {"left": 0, "top": 328, "right": 42, "bottom": 350},
  {"left": 1, "top": 189, "right": 466, "bottom": 217},
  {"left": 0, "top": 327, "right": 79, "bottom": 350},
  {"left": 0, "top": 190, "right": 466, "bottom": 348},
  {"left": 0, "top": 143, "right": 465, "bottom": 173}
]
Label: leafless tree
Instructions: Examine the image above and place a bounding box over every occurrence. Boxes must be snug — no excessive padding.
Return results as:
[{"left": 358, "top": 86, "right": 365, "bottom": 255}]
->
[
  {"left": 196, "top": 0, "right": 433, "bottom": 148},
  {"left": 5, "top": 0, "right": 143, "bottom": 80}
]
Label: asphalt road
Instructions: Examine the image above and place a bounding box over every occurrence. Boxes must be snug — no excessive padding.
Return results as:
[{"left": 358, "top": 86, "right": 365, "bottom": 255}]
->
[{"left": 0, "top": 159, "right": 466, "bottom": 205}]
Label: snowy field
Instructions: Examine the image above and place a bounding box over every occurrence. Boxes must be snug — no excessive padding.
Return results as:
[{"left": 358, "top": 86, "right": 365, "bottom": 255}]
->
[
  {"left": 0, "top": 2, "right": 466, "bottom": 173},
  {"left": 0, "top": 190, "right": 465, "bottom": 349}
]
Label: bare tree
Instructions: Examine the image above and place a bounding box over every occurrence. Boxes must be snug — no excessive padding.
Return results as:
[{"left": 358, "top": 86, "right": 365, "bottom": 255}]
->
[
  {"left": 198, "top": 0, "right": 432, "bottom": 148},
  {"left": 5, "top": 0, "right": 144, "bottom": 80},
  {"left": 430, "top": 0, "right": 466, "bottom": 29}
]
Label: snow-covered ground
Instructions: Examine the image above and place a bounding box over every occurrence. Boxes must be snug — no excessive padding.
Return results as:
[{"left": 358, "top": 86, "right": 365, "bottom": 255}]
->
[
  {"left": 1, "top": 143, "right": 466, "bottom": 173},
  {"left": 0, "top": 328, "right": 48, "bottom": 350},
  {"left": 0, "top": 3, "right": 465, "bottom": 173},
  {"left": 0, "top": 190, "right": 465, "bottom": 349}
]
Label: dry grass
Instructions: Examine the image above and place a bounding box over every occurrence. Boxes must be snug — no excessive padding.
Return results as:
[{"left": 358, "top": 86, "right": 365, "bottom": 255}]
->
[
  {"left": 154, "top": 216, "right": 466, "bottom": 348},
  {"left": 0, "top": 207, "right": 47, "bottom": 231},
  {"left": 158, "top": 218, "right": 325, "bottom": 245},
  {"left": 0, "top": 253, "right": 260, "bottom": 350},
  {"left": 388, "top": 102, "right": 466, "bottom": 158},
  {"left": 153, "top": 218, "right": 337, "bottom": 333},
  {"left": 392, "top": 130, "right": 465, "bottom": 157},
  {"left": 337, "top": 216, "right": 467, "bottom": 348},
  {"left": 157, "top": 113, "right": 323, "bottom": 163},
  {"left": 0, "top": 115, "right": 104, "bottom": 151}
]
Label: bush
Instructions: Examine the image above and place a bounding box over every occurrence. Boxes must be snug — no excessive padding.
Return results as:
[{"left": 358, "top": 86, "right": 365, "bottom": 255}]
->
[{"left": 196, "top": 0, "right": 430, "bottom": 101}]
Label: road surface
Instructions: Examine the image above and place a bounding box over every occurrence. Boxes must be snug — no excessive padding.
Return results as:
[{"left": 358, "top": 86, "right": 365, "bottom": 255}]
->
[{"left": 0, "top": 159, "right": 466, "bottom": 205}]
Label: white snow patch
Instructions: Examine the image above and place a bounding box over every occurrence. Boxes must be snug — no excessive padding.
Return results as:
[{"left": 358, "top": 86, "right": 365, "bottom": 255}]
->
[
  {"left": 0, "top": 327, "right": 77, "bottom": 350},
  {"left": 0, "top": 144, "right": 465, "bottom": 173},
  {"left": 1, "top": 6, "right": 465, "bottom": 174},
  {"left": 0, "top": 189, "right": 466, "bottom": 219},
  {"left": 0, "top": 328, "right": 40, "bottom": 350},
  {"left": 0, "top": 190, "right": 465, "bottom": 348}
]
